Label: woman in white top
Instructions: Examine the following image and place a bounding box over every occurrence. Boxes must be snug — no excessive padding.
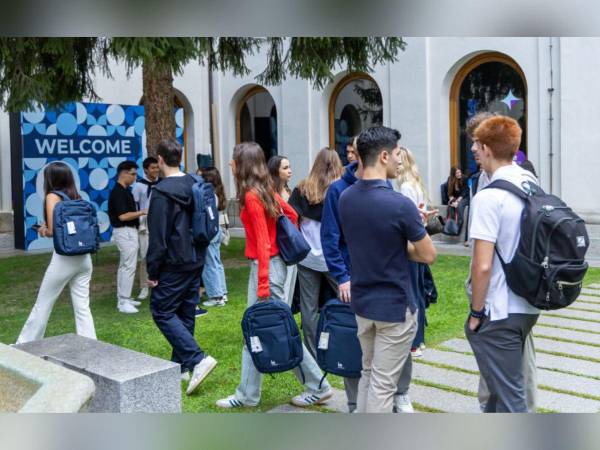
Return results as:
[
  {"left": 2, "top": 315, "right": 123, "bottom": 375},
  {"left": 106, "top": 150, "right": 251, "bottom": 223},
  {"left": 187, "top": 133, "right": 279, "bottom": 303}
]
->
[
  {"left": 288, "top": 148, "right": 343, "bottom": 358},
  {"left": 17, "top": 162, "right": 96, "bottom": 344},
  {"left": 395, "top": 147, "right": 430, "bottom": 357}
]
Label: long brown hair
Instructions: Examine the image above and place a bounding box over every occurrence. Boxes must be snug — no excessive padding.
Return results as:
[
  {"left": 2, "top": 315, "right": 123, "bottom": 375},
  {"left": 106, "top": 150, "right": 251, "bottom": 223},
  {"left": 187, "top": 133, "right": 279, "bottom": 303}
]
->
[
  {"left": 297, "top": 147, "right": 343, "bottom": 205},
  {"left": 232, "top": 142, "right": 280, "bottom": 218},
  {"left": 267, "top": 155, "right": 291, "bottom": 197},
  {"left": 447, "top": 166, "right": 465, "bottom": 198},
  {"left": 198, "top": 166, "right": 227, "bottom": 211}
]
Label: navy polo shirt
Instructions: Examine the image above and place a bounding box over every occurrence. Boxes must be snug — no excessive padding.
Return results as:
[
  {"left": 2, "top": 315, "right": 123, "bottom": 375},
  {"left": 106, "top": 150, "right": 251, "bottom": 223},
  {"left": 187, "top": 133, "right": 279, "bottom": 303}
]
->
[{"left": 338, "top": 179, "right": 427, "bottom": 322}]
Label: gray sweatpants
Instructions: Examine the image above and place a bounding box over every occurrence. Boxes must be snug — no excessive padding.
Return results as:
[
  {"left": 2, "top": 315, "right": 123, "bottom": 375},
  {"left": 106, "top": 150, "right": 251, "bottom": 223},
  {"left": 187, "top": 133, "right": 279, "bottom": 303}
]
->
[
  {"left": 296, "top": 264, "right": 412, "bottom": 412},
  {"left": 465, "top": 313, "right": 539, "bottom": 413}
]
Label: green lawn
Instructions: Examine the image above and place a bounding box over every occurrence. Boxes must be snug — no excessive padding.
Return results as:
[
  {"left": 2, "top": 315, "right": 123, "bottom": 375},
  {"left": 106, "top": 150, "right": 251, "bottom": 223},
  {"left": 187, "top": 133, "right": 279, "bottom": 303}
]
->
[{"left": 1, "top": 239, "right": 598, "bottom": 412}]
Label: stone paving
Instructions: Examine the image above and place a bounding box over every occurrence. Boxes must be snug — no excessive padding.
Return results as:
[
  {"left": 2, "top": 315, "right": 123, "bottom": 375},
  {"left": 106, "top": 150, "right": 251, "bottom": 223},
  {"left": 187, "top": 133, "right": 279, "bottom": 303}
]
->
[{"left": 269, "top": 284, "right": 600, "bottom": 413}]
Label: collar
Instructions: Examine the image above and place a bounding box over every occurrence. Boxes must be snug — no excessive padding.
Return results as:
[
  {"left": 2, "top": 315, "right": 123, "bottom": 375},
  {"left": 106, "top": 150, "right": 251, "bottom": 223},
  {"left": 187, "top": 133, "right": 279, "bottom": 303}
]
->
[
  {"left": 356, "top": 178, "right": 392, "bottom": 189},
  {"left": 490, "top": 162, "right": 517, "bottom": 182}
]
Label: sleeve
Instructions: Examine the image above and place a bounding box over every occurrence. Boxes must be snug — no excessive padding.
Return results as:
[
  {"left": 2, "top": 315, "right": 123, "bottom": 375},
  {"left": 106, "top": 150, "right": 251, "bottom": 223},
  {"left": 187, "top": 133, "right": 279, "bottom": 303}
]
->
[
  {"left": 246, "top": 192, "right": 272, "bottom": 299},
  {"left": 321, "top": 186, "right": 350, "bottom": 284},
  {"left": 288, "top": 187, "right": 303, "bottom": 217},
  {"left": 131, "top": 183, "right": 142, "bottom": 205},
  {"left": 277, "top": 194, "right": 299, "bottom": 227},
  {"left": 469, "top": 191, "right": 501, "bottom": 243},
  {"left": 146, "top": 192, "right": 172, "bottom": 280},
  {"left": 401, "top": 198, "right": 427, "bottom": 242},
  {"left": 400, "top": 184, "right": 419, "bottom": 207}
]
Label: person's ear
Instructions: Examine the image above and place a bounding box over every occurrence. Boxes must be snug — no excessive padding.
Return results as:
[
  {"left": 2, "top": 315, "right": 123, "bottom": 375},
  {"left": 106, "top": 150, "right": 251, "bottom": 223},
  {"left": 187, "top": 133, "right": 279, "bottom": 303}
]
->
[{"left": 380, "top": 150, "right": 389, "bottom": 165}]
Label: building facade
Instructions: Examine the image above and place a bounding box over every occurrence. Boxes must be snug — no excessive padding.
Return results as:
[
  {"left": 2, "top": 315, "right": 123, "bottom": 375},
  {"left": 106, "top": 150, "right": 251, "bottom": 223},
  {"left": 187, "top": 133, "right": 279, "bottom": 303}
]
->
[{"left": 1, "top": 37, "right": 599, "bottom": 255}]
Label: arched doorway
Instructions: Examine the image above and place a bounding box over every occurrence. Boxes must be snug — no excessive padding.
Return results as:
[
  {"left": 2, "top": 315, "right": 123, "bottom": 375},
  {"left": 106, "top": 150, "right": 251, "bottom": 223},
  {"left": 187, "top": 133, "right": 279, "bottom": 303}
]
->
[
  {"left": 450, "top": 52, "right": 527, "bottom": 174},
  {"left": 236, "top": 86, "right": 277, "bottom": 163},
  {"left": 329, "top": 73, "right": 383, "bottom": 164}
]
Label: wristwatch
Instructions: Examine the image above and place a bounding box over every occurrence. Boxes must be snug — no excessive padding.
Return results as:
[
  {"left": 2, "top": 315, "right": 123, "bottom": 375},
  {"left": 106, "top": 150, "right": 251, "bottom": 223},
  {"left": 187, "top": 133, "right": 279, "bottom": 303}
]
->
[{"left": 469, "top": 306, "right": 486, "bottom": 319}]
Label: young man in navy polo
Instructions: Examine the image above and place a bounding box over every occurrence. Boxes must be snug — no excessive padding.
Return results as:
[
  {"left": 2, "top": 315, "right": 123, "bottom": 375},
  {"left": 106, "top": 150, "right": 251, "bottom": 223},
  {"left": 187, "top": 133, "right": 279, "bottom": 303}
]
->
[{"left": 339, "top": 126, "right": 437, "bottom": 413}]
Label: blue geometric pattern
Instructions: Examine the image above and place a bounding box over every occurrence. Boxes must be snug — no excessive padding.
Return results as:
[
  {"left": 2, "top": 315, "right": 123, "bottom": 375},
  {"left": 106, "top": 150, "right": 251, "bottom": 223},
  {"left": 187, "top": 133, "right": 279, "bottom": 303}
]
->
[{"left": 20, "top": 102, "right": 184, "bottom": 251}]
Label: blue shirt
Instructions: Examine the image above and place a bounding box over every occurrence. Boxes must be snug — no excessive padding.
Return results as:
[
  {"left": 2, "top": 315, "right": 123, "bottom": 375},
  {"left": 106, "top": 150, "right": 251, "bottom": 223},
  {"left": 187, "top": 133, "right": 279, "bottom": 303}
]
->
[{"left": 339, "top": 179, "right": 427, "bottom": 322}]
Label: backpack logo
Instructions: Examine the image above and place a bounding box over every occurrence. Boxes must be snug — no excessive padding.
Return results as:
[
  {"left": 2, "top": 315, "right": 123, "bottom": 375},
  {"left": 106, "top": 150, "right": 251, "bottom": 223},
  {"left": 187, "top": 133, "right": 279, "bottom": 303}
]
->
[
  {"left": 337, "top": 361, "right": 345, "bottom": 370},
  {"left": 577, "top": 236, "right": 586, "bottom": 247},
  {"left": 270, "top": 360, "right": 279, "bottom": 367}
]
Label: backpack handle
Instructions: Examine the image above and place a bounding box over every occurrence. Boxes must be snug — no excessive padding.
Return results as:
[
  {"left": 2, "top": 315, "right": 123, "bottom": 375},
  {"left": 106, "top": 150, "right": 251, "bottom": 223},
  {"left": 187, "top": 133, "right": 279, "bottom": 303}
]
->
[{"left": 51, "top": 191, "right": 71, "bottom": 202}]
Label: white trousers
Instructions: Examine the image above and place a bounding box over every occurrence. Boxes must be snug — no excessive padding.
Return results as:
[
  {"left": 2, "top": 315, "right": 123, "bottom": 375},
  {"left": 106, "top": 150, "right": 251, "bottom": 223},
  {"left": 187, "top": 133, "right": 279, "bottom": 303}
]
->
[
  {"left": 17, "top": 252, "right": 96, "bottom": 344},
  {"left": 112, "top": 227, "right": 139, "bottom": 304}
]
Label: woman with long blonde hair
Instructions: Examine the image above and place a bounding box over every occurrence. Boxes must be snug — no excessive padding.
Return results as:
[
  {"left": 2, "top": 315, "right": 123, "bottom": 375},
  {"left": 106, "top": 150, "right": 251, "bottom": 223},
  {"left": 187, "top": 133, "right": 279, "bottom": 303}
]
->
[
  {"left": 288, "top": 147, "right": 343, "bottom": 357},
  {"left": 395, "top": 147, "right": 432, "bottom": 358},
  {"left": 215, "top": 142, "right": 332, "bottom": 409}
]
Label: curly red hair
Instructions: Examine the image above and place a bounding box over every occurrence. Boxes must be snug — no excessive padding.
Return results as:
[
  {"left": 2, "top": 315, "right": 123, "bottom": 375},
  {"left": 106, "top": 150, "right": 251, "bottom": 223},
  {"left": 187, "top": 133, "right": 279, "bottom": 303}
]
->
[{"left": 474, "top": 116, "right": 522, "bottom": 161}]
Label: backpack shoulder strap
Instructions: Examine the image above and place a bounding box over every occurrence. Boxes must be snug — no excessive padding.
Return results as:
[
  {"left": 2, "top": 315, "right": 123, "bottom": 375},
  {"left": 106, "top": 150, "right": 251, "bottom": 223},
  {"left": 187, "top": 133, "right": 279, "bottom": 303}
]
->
[
  {"left": 188, "top": 173, "right": 203, "bottom": 184},
  {"left": 485, "top": 179, "right": 529, "bottom": 200},
  {"left": 50, "top": 191, "right": 70, "bottom": 201}
]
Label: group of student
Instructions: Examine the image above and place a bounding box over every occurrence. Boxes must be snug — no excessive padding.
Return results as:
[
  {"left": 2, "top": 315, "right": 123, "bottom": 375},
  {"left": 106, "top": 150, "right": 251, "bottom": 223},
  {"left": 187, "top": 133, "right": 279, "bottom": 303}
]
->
[{"left": 15, "top": 111, "right": 540, "bottom": 413}]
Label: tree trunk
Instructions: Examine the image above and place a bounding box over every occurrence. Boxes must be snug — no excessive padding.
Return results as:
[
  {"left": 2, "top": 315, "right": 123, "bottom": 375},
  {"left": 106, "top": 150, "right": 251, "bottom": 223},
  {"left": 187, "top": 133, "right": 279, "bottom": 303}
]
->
[{"left": 142, "top": 60, "right": 175, "bottom": 157}]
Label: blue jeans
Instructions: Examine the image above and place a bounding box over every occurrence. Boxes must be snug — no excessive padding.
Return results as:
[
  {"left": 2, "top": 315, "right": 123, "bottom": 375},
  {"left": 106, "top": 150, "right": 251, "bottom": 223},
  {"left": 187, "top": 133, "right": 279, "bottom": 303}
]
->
[
  {"left": 150, "top": 269, "right": 205, "bottom": 372},
  {"left": 201, "top": 230, "right": 227, "bottom": 298}
]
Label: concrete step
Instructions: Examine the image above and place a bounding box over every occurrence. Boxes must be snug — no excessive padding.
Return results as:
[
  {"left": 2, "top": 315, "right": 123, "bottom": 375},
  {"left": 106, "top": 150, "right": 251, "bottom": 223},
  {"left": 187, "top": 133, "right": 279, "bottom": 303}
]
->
[
  {"left": 537, "top": 315, "right": 600, "bottom": 333},
  {"left": 578, "top": 295, "right": 600, "bottom": 304},
  {"left": 544, "top": 308, "right": 600, "bottom": 322},
  {"left": 581, "top": 288, "right": 600, "bottom": 296},
  {"left": 534, "top": 325, "right": 600, "bottom": 346}
]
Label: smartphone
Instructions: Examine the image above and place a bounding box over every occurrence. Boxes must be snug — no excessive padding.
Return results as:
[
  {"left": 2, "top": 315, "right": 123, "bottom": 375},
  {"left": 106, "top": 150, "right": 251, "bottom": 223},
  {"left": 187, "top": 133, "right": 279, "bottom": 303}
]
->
[{"left": 32, "top": 224, "right": 42, "bottom": 232}]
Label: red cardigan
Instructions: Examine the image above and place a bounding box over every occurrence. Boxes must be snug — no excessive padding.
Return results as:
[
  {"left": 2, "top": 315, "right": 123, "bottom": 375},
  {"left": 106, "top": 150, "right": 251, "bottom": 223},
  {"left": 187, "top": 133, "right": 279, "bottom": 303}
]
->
[{"left": 240, "top": 190, "right": 298, "bottom": 298}]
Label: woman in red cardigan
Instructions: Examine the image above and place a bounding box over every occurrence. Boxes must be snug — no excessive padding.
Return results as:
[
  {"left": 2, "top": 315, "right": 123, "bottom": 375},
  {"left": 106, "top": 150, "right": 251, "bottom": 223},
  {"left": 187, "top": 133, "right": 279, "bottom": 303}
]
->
[{"left": 216, "top": 142, "right": 332, "bottom": 409}]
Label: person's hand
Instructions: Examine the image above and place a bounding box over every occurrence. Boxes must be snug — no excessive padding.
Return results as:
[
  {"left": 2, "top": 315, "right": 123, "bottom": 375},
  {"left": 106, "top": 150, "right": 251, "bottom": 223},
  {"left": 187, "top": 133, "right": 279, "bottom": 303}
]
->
[
  {"left": 468, "top": 316, "right": 481, "bottom": 332},
  {"left": 339, "top": 281, "right": 351, "bottom": 303},
  {"left": 39, "top": 225, "right": 49, "bottom": 238},
  {"left": 418, "top": 203, "right": 438, "bottom": 224},
  {"left": 147, "top": 279, "right": 158, "bottom": 288},
  {"left": 140, "top": 209, "right": 148, "bottom": 216},
  {"left": 257, "top": 296, "right": 270, "bottom": 303}
]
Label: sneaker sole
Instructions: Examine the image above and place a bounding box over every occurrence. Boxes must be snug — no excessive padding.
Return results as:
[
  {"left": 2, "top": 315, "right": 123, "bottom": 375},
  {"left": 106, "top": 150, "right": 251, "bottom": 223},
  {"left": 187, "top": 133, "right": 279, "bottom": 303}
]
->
[
  {"left": 291, "top": 390, "right": 333, "bottom": 407},
  {"left": 118, "top": 309, "right": 138, "bottom": 314},
  {"left": 186, "top": 358, "right": 217, "bottom": 395}
]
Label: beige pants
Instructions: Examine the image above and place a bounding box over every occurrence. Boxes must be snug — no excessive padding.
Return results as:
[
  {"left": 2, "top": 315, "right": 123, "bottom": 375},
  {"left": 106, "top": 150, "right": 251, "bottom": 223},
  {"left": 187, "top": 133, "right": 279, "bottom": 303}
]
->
[{"left": 356, "top": 309, "right": 418, "bottom": 413}]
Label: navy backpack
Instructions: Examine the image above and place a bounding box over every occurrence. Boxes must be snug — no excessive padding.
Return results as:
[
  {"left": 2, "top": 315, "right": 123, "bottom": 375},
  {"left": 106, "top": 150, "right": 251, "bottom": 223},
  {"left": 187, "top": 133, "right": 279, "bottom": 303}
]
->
[
  {"left": 276, "top": 214, "right": 311, "bottom": 265},
  {"left": 189, "top": 174, "right": 220, "bottom": 247},
  {"left": 316, "top": 299, "right": 362, "bottom": 384},
  {"left": 51, "top": 191, "right": 99, "bottom": 256},
  {"left": 241, "top": 300, "right": 304, "bottom": 374}
]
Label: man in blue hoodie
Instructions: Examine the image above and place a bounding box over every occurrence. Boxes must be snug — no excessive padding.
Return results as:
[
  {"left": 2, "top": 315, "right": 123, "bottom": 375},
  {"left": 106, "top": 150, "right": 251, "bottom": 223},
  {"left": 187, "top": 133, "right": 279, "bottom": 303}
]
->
[
  {"left": 147, "top": 138, "right": 217, "bottom": 396},
  {"left": 321, "top": 155, "right": 416, "bottom": 413}
]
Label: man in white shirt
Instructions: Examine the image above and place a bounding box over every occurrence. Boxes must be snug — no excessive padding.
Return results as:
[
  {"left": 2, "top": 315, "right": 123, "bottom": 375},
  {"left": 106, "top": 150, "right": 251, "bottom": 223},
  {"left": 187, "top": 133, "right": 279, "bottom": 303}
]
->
[
  {"left": 466, "top": 115, "right": 540, "bottom": 413},
  {"left": 132, "top": 156, "right": 160, "bottom": 300},
  {"left": 465, "top": 113, "right": 538, "bottom": 413}
]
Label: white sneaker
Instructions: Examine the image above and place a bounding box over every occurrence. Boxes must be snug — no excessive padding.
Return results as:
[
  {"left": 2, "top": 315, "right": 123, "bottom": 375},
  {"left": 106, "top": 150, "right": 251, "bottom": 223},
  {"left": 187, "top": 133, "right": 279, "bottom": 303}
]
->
[
  {"left": 290, "top": 389, "right": 333, "bottom": 407},
  {"left": 118, "top": 302, "right": 139, "bottom": 314},
  {"left": 127, "top": 299, "right": 141, "bottom": 307},
  {"left": 215, "top": 394, "right": 248, "bottom": 409},
  {"left": 186, "top": 355, "right": 217, "bottom": 395},
  {"left": 419, "top": 343, "right": 426, "bottom": 351},
  {"left": 203, "top": 297, "right": 226, "bottom": 307},
  {"left": 181, "top": 371, "right": 191, "bottom": 382},
  {"left": 411, "top": 347, "right": 423, "bottom": 358},
  {"left": 222, "top": 294, "right": 228, "bottom": 303},
  {"left": 393, "top": 394, "right": 414, "bottom": 413},
  {"left": 138, "top": 288, "right": 149, "bottom": 300}
]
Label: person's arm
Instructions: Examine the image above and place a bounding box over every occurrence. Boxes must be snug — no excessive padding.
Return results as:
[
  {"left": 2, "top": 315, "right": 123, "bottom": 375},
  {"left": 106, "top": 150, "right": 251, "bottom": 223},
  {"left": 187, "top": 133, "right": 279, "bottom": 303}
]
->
[
  {"left": 119, "top": 210, "right": 147, "bottom": 222},
  {"left": 287, "top": 187, "right": 303, "bottom": 218},
  {"left": 321, "top": 187, "right": 351, "bottom": 296},
  {"left": 468, "top": 239, "right": 495, "bottom": 331},
  {"left": 146, "top": 193, "right": 172, "bottom": 284},
  {"left": 39, "top": 193, "right": 61, "bottom": 237},
  {"left": 407, "top": 234, "right": 437, "bottom": 264},
  {"left": 403, "top": 198, "right": 436, "bottom": 264},
  {"left": 247, "top": 193, "right": 272, "bottom": 300}
]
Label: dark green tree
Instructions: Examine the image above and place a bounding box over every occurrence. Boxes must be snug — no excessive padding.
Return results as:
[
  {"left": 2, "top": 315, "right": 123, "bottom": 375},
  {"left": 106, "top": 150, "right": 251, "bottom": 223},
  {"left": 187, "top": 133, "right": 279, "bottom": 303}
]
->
[{"left": 0, "top": 37, "right": 406, "bottom": 156}]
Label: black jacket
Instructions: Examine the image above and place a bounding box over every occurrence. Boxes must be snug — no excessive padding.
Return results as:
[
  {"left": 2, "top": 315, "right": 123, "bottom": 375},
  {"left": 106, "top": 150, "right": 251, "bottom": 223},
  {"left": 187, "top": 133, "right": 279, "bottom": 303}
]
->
[
  {"left": 146, "top": 174, "right": 205, "bottom": 279},
  {"left": 288, "top": 187, "right": 323, "bottom": 222}
]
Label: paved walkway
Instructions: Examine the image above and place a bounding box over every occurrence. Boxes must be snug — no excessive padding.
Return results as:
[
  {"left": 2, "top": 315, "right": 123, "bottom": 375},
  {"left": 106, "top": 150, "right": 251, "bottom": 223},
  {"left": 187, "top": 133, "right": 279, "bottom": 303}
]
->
[{"left": 270, "top": 284, "right": 600, "bottom": 413}]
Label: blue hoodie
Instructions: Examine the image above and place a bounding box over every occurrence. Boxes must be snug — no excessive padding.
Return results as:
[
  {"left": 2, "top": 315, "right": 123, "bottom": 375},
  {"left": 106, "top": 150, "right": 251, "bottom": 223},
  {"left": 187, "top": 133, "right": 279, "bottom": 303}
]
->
[{"left": 321, "top": 161, "right": 358, "bottom": 284}]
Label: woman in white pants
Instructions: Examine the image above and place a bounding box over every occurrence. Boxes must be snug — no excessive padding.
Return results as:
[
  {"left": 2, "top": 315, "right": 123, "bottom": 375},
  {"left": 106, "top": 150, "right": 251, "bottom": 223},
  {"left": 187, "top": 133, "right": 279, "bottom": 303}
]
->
[{"left": 16, "top": 162, "right": 96, "bottom": 344}]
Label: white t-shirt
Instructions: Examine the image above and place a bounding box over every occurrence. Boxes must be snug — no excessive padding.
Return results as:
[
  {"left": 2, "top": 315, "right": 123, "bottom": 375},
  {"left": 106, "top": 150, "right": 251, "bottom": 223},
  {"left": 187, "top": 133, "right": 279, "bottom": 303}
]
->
[
  {"left": 469, "top": 164, "right": 540, "bottom": 321},
  {"left": 298, "top": 217, "right": 329, "bottom": 272}
]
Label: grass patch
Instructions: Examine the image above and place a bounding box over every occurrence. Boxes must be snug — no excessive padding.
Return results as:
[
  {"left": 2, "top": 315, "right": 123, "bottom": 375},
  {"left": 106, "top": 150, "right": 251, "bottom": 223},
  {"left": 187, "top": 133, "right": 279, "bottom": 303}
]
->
[
  {"left": 538, "top": 385, "right": 600, "bottom": 402},
  {"left": 412, "top": 379, "right": 477, "bottom": 398},
  {"left": 2, "top": 241, "right": 599, "bottom": 412}
]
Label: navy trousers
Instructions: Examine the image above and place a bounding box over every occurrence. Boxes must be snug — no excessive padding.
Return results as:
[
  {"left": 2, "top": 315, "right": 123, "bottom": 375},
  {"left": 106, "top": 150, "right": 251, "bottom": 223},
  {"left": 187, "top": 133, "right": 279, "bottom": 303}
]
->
[{"left": 150, "top": 269, "right": 205, "bottom": 372}]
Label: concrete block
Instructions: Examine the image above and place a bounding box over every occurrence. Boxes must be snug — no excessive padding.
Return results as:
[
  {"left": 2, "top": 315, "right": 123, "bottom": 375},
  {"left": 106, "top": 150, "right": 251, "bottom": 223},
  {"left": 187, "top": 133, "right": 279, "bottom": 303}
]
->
[
  {"left": 537, "top": 315, "right": 600, "bottom": 333},
  {"left": 16, "top": 334, "right": 181, "bottom": 413},
  {"left": 535, "top": 324, "right": 600, "bottom": 345},
  {"left": 544, "top": 308, "right": 600, "bottom": 322}
]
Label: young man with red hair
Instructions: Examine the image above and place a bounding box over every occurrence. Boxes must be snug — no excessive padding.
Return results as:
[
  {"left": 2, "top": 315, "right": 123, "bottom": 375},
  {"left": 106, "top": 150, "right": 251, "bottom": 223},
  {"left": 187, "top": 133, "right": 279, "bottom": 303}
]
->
[{"left": 466, "top": 116, "right": 540, "bottom": 413}]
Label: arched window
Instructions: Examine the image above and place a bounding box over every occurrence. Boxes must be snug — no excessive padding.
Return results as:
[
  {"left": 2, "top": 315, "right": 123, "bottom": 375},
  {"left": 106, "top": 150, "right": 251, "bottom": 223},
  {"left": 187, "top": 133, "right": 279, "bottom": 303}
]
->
[
  {"left": 236, "top": 86, "right": 277, "bottom": 163},
  {"left": 329, "top": 73, "right": 383, "bottom": 164},
  {"left": 450, "top": 52, "right": 527, "bottom": 174}
]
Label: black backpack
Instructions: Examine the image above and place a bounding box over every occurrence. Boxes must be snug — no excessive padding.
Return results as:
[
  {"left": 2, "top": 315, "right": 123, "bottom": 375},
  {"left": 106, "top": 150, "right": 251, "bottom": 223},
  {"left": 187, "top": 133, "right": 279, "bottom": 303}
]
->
[{"left": 485, "top": 180, "right": 589, "bottom": 310}]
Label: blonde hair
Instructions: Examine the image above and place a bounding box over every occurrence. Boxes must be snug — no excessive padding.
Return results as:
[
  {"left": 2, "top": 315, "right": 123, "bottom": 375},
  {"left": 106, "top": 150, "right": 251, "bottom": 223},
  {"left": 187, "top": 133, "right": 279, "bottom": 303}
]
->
[
  {"left": 397, "top": 147, "right": 430, "bottom": 205},
  {"left": 297, "top": 147, "right": 343, "bottom": 205}
]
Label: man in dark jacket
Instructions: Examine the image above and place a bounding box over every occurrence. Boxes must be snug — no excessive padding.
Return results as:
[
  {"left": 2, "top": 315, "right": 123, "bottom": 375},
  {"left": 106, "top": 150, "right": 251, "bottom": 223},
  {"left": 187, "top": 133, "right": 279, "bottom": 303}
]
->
[{"left": 147, "top": 138, "right": 217, "bottom": 396}]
